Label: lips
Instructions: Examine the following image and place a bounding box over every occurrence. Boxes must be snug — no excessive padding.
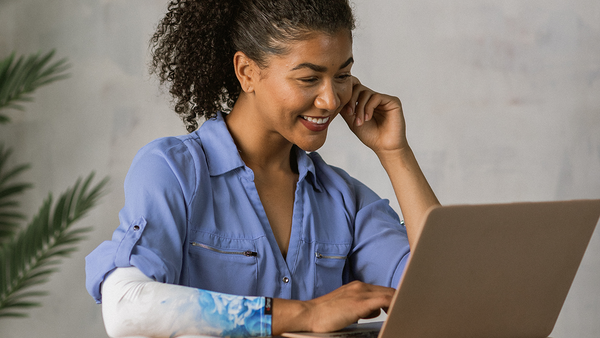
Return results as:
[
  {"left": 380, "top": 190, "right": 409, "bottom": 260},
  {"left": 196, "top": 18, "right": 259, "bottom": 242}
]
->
[
  {"left": 302, "top": 116, "right": 330, "bottom": 124},
  {"left": 299, "top": 115, "right": 332, "bottom": 132}
]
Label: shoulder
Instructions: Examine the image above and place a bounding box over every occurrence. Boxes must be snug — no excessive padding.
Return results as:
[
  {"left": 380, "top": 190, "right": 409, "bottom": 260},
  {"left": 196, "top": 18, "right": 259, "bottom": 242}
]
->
[
  {"left": 130, "top": 132, "right": 209, "bottom": 175},
  {"left": 135, "top": 132, "right": 204, "bottom": 162},
  {"left": 125, "top": 132, "right": 207, "bottom": 200}
]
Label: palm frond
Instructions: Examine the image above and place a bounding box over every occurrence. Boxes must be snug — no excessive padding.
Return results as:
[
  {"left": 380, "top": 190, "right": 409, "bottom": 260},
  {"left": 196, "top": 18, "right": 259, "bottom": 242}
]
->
[
  {"left": 0, "top": 144, "right": 32, "bottom": 242},
  {"left": 0, "top": 173, "right": 108, "bottom": 317},
  {"left": 0, "top": 50, "right": 70, "bottom": 122}
]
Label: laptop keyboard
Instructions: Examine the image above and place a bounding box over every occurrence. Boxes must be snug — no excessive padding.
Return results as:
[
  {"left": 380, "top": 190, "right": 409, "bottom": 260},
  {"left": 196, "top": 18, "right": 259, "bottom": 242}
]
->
[{"left": 325, "top": 330, "right": 379, "bottom": 338}]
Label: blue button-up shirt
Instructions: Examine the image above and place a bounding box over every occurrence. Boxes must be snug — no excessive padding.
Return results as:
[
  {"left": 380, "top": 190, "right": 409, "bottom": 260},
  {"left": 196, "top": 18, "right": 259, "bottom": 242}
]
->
[{"left": 86, "top": 112, "right": 410, "bottom": 303}]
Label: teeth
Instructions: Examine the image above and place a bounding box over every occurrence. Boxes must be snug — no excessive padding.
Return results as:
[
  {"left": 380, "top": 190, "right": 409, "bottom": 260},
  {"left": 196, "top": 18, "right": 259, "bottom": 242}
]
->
[{"left": 302, "top": 116, "right": 330, "bottom": 124}]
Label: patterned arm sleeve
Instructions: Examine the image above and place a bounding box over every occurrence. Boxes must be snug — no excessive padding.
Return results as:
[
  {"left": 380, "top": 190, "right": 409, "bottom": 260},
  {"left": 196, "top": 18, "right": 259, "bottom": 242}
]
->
[{"left": 101, "top": 267, "right": 272, "bottom": 337}]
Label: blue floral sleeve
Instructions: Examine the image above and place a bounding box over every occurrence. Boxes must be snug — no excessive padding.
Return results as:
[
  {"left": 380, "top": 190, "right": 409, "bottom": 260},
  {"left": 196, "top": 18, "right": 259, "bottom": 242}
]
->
[{"left": 193, "top": 289, "right": 272, "bottom": 337}]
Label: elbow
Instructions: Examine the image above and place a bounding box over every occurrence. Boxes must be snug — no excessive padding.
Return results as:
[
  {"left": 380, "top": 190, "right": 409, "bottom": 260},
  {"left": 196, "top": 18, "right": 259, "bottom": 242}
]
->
[
  {"left": 100, "top": 267, "right": 153, "bottom": 337},
  {"left": 101, "top": 280, "right": 146, "bottom": 337},
  {"left": 101, "top": 296, "right": 133, "bottom": 338}
]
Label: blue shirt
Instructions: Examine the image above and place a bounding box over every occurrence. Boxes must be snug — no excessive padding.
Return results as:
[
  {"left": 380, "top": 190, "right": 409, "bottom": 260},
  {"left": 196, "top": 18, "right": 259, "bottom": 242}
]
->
[{"left": 86, "top": 112, "right": 410, "bottom": 304}]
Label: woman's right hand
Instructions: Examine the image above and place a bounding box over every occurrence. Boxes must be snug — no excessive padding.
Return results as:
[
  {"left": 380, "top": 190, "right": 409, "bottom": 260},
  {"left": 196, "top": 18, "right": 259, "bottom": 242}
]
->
[{"left": 272, "top": 281, "right": 395, "bottom": 335}]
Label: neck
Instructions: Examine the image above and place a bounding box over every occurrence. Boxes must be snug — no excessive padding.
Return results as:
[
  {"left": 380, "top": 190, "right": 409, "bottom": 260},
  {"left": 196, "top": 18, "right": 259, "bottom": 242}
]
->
[{"left": 225, "top": 94, "right": 294, "bottom": 173}]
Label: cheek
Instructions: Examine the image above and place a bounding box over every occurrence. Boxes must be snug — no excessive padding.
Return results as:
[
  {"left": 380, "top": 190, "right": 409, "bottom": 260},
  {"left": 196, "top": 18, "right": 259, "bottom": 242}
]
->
[
  {"left": 261, "top": 82, "right": 296, "bottom": 109},
  {"left": 282, "top": 86, "right": 316, "bottom": 110},
  {"left": 339, "top": 83, "right": 353, "bottom": 106}
]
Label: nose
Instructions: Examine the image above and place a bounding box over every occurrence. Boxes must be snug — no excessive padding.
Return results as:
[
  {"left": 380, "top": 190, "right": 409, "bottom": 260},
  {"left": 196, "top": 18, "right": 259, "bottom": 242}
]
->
[{"left": 314, "top": 80, "right": 340, "bottom": 112}]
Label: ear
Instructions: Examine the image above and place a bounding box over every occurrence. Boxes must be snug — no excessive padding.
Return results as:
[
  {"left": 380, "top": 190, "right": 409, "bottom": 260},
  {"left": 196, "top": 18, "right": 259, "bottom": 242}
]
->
[{"left": 233, "top": 51, "right": 259, "bottom": 93}]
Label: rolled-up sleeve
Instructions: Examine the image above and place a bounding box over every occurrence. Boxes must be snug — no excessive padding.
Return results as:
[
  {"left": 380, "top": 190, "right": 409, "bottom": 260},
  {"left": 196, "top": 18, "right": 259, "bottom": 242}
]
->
[{"left": 86, "top": 137, "right": 197, "bottom": 303}]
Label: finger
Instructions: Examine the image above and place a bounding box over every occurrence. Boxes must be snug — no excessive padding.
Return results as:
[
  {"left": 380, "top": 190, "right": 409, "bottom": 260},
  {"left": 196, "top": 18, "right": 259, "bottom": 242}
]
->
[
  {"left": 364, "top": 93, "right": 385, "bottom": 122},
  {"left": 340, "top": 80, "right": 364, "bottom": 128},
  {"left": 354, "top": 89, "right": 373, "bottom": 126},
  {"left": 363, "top": 309, "right": 382, "bottom": 319},
  {"left": 348, "top": 78, "right": 363, "bottom": 115},
  {"left": 340, "top": 102, "right": 356, "bottom": 130},
  {"left": 353, "top": 293, "right": 393, "bottom": 320}
]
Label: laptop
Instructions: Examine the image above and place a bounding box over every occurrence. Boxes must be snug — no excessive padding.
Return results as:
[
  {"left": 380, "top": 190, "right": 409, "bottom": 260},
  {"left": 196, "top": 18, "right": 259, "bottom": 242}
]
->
[{"left": 283, "top": 199, "right": 600, "bottom": 338}]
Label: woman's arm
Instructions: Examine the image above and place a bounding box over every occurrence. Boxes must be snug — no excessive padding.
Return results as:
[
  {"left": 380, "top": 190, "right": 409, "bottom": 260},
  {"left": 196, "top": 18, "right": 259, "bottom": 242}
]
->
[
  {"left": 101, "top": 267, "right": 271, "bottom": 337},
  {"left": 377, "top": 146, "right": 439, "bottom": 249},
  {"left": 102, "top": 267, "right": 395, "bottom": 337},
  {"left": 340, "top": 77, "right": 440, "bottom": 249}
]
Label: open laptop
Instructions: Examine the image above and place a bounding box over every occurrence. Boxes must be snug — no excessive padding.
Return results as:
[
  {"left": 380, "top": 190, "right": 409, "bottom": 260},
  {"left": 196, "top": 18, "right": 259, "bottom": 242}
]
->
[{"left": 283, "top": 199, "right": 600, "bottom": 338}]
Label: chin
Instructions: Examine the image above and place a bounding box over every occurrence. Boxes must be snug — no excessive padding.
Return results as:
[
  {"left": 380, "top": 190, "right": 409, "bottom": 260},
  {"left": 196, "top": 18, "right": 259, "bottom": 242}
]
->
[
  {"left": 301, "top": 146, "right": 321, "bottom": 152},
  {"left": 296, "top": 138, "right": 327, "bottom": 152}
]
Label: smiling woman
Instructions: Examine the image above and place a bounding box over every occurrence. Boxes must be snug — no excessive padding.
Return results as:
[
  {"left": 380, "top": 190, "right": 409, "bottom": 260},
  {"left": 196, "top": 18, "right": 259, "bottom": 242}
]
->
[
  {"left": 227, "top": 30, "right": 354, "bottom": 152},
  {"left": 85, "top": 0, "right": 439, "bottom": 337}
]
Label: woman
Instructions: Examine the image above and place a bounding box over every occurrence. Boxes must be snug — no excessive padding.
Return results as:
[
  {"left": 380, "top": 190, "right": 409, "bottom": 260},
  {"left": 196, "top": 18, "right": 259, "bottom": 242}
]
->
[{"left": 85, "top": 0, "right": 439, "bottom": 336}]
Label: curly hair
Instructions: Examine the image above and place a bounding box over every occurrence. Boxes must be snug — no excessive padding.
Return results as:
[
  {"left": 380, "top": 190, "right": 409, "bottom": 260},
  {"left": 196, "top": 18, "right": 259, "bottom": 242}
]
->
[{"left": 150, "top": 0, "right": 355, "bottom": 132}]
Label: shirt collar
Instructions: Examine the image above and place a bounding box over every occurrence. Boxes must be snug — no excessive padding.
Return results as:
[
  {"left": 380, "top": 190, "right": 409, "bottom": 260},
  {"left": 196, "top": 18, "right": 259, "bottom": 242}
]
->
[
  {"left": 294, "top": 146, "right": 323, "bottom": 192},
  {"left": 198, "top": 112, "right": 245, "bottom": 176},
  {"left": 198, "top": 112, "right": 323, "bottom": 192}
]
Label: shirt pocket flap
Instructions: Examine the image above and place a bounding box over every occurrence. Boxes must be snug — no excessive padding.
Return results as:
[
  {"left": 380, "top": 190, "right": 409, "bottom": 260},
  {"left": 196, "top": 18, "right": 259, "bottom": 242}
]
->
[
  {"left": 187, "top": 231, "right": 259, "bottom": 296},
  {"left": 314, "top": 242, "right": 351, "bottom": 297}
]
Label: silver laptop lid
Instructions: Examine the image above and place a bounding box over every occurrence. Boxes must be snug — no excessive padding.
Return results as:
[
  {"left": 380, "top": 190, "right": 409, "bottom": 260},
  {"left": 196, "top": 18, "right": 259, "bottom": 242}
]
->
[{"left": 382, "top": 200, "right": 600, "bottom": 338}]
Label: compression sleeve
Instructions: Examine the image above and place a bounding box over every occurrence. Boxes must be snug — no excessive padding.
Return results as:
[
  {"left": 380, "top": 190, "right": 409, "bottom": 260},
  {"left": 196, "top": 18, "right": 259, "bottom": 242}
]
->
[{"left": 101, "top": 267, "right": 272, "bottom": 337}]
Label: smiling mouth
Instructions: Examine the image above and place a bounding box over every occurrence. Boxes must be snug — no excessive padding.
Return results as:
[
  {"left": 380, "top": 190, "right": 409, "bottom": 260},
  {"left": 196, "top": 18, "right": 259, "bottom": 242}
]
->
[
  {"left": 299, "top": 115, "right": 333, "bottom": 132},
  {"left": 301, "top": 116, "right": 330, "bottom": 125}
]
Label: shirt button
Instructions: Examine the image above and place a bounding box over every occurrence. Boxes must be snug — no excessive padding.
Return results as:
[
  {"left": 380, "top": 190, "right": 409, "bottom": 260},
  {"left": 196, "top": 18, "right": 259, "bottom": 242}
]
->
[{"left": 282, "top": 277, "right": 290, "bottom": 284}]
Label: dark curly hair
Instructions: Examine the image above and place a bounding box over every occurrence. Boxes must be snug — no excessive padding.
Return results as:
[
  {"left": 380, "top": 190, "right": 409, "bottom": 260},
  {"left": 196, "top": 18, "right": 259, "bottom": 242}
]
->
[{"left": 150, "top": 0, "right": 356, "bottom": 132}]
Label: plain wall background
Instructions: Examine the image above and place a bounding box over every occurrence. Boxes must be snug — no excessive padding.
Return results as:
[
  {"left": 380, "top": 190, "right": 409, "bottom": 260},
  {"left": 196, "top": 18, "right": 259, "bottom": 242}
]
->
[{"left": 0, "top": 0, "right": 599, "bottom": 337}]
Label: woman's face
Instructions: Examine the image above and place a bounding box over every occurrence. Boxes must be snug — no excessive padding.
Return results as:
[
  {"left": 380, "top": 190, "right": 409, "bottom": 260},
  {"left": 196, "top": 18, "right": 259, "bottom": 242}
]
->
[{"left": 251, "top": 30, "right": 354, "bottom": 152}]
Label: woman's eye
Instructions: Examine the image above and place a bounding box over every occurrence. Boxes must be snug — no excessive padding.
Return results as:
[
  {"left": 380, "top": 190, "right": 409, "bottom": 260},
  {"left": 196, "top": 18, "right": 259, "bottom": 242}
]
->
[
  {"left": 299, "top": 77, "right": 318, "bottom": 84},
  {"left": 337, "top": 74, "right": 352, "bottom": 80}
]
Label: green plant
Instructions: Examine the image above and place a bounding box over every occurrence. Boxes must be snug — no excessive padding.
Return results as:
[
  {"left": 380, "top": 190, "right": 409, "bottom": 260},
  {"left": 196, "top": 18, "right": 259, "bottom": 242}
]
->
[
  {"left": 0, "top": 145, "right": 32, "bottom": 241},
  {"left": 0, "top": 50, "right": 69, "bottom": 123},
  {"left": 0, "top": 50, "right": 108, "bottom": 317}
]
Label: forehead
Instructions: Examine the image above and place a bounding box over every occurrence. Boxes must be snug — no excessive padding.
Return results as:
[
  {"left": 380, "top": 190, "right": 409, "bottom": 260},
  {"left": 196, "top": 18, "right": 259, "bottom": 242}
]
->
[{"left": 266, "top": 30, "right": 353, "bottom": 71}]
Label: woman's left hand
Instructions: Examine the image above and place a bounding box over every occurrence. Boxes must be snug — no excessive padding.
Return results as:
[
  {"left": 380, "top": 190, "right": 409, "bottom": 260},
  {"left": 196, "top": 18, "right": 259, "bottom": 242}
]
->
[{"left": 339, "top": 76, "right": 408, "bottom": 158}]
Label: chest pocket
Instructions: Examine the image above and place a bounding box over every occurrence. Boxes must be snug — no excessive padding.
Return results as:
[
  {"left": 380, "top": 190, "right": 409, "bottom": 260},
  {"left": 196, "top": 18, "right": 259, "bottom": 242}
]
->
[
  {"left": 314, "top": 242, "right": 351, "bottom": 298},
  {"left": 187, "top": 232, "right": 258, "bottom": 296}
]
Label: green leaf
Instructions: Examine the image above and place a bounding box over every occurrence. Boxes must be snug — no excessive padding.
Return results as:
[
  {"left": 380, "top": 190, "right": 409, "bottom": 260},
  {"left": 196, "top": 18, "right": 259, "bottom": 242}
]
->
[
  {"left": 0, "top": 144, "right": 32, "bottom": 243},
  {"left": 0, "top": 311, "right": 30, "bottom": 318},
  {"left": 0, "top": 50, "right": 70, "bottom": 118},
  {"left": 0, "top": 164, "right": 31, "bottom": 187},
  {"left": 0, "top": 173, "right": 108, "bottom": 318}
]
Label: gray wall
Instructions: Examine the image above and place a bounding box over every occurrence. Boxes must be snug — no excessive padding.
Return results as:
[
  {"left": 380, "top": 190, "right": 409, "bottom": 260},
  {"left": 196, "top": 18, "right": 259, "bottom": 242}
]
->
[{"left": 0, "top": 0, "right": 598, "bottom": 337}]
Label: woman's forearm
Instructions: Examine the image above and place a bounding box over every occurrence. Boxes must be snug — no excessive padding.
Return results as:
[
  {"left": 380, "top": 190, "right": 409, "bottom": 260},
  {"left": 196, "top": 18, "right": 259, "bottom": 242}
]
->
[
  {"left": 377, "top": 146, "right": 440, "bottom": 249},
  {"left": 101, "top": 267, "right": 272, "bottom": 337},
  {"left": 271, "top": 298, "right": 310, "bottom": 335}
]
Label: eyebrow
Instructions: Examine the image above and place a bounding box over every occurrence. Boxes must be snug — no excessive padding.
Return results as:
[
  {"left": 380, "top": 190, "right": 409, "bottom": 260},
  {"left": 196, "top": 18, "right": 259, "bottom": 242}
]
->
[{"left": 290, "top": 57, "right": 354, "bottom": 72}]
